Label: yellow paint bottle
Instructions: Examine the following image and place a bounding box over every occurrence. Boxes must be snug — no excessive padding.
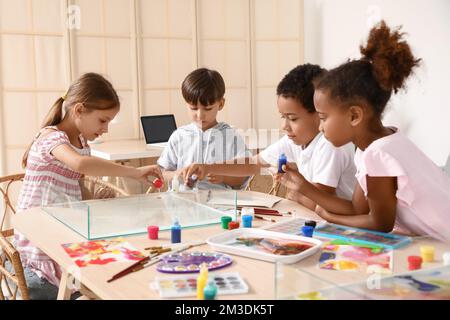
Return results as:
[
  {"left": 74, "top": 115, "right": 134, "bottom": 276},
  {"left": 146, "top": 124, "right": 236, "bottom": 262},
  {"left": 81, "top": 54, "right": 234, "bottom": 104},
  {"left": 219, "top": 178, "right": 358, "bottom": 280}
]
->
[
  {"left": 420, "top": 245, "right": 435, "bottom": 262},
  {"left": 197, "top": 263, "right": 208, "bottom": 300}
]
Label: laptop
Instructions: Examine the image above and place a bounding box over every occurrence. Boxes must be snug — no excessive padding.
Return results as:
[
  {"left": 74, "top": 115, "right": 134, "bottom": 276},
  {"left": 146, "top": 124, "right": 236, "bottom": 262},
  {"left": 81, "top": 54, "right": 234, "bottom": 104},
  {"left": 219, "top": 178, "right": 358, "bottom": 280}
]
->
[{"left": 140, "top": 114, "right": 177, "bottom": 149}]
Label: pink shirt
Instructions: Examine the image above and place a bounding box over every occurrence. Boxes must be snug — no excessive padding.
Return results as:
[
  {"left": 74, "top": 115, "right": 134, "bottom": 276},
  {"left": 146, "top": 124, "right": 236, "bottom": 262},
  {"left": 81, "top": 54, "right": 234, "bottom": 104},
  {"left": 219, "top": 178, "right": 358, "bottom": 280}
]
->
[
  {"left": 15, "top": 126, "right": 90, "bottom": 286},
  {"left": 354, "top": 129, "right": 450, "bottom": 242}
]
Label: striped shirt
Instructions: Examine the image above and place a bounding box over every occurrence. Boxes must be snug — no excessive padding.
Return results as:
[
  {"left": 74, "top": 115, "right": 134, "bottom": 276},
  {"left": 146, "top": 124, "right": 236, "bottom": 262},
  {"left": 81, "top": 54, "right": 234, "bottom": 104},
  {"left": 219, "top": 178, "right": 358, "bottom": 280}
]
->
[{"left": 15, "top": 126, "right": 90, "bottom": 286}]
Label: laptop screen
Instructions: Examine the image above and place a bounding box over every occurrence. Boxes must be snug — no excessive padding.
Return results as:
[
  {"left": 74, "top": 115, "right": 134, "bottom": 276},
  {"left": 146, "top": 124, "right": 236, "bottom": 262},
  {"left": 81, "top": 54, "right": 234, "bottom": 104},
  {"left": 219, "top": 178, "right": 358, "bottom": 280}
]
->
[{"left": 140, "top": 114, "right": 177, "bottom": 144}]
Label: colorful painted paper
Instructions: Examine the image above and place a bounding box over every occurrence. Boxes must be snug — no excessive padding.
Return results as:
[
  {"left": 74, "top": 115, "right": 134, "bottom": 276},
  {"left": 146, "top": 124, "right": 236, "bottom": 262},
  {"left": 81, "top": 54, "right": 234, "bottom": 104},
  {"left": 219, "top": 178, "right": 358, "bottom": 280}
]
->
[
  {"left": 62, "top": 238, "right": 145, "bottom": 267},
  {"left": 354, "top": 266, "right": 450, "bottom": 299},
  {"left": 318, "top": 241, "right": 393, "bottom": 274}
]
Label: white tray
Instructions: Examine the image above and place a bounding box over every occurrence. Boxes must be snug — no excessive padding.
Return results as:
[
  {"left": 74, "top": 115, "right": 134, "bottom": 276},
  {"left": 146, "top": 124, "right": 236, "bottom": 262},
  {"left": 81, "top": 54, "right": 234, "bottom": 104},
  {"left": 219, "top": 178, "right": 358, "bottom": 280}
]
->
[{"left": 207, "top": 228, "right": 322, "bottom": 264}]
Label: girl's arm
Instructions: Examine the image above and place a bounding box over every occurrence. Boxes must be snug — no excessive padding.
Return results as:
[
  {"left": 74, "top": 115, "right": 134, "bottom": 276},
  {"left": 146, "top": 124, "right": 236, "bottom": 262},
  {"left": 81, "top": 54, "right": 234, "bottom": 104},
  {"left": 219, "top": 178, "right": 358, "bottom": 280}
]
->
[
  {"left": 315, "top": 176, "right": 398, "bottom": 232},
  {"left": 279, "top": 163, "right": 365, "bottom": 215},
  {"left": 287, "top": 183, "right": 337, "bottom": 211},
  {"left": 52, "top": 144, "right": 164, "bottom": 182}
]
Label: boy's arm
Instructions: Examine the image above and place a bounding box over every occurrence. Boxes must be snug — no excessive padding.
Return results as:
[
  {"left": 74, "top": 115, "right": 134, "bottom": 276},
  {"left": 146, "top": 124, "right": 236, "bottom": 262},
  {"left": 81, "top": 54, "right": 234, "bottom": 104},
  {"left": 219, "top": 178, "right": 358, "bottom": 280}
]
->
[{"left": 182, "top": 154, "right": 270, "bottom": 181}]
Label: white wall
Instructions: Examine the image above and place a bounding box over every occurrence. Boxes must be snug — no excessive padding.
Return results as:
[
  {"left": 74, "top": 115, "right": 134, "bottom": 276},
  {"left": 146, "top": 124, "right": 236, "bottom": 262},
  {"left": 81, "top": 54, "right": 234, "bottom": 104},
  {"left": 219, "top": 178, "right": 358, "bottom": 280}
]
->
[{"left": 304, "top": 0, "right": 450, "bottom": 166}]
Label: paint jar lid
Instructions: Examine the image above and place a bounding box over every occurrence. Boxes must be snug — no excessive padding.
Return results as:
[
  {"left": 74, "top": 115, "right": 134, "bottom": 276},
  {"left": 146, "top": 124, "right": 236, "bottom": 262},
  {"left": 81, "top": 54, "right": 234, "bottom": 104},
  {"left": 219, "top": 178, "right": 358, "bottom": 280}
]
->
[
  {"left": 420, "top": 245, "right": 435, "bottom": 254},
  {"left": 147, "top": 225, "right": 159, "bottom": 231},
  {"left": 304, "top": 220, "right": 317, "bottom": 228},
  {"left": 241, "top": 207, "right": 254, "bottom": 217},
  {"left": 152, "top": 178, "right": 163, "bottom": 189},
  {"left": 242, "top": 215, "right": 253, "bottom": 222},
  {"left": 172, "top": 217, "right": 180, "bottom": 227}
]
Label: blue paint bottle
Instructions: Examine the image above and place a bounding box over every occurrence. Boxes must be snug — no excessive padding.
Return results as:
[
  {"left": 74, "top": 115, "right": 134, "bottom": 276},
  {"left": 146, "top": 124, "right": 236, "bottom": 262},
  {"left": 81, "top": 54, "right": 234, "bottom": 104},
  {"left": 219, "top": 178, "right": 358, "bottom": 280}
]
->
[
  {"left": 278, "top": 153, "right": 287, "bottom": 173},
  {"left": 301, "top": 225, "right": 314, "bottom": 237},
  {"left": 171, "top": 218, "right": 181, "bottom": 243},
  {"left": 242, "top": 215, "right": 253, "bottom": 228}
]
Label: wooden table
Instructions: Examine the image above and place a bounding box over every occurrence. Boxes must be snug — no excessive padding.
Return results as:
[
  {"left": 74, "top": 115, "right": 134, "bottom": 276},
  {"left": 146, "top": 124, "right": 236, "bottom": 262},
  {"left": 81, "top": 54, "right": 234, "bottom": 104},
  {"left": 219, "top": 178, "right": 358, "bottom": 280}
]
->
[
  {"left": 12, "top": 191, "right": 450, "bottom": 300},
  {"left": 89, "top": 139, "right": 164, "bottom": 161}
]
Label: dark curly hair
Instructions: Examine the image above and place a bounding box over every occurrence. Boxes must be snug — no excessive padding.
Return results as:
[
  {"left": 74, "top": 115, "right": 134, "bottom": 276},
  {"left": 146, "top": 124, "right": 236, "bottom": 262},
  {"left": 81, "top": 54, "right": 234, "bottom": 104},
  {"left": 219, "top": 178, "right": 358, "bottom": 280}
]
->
[
  {"left": 316, "top": 20, "right": 421, "bottom": 116},
  {"left": 182, "top": 68, "right": 225, "bottom": 106},
  {"left": 277, "top": 64, "right": 326, "bottom": 113}
]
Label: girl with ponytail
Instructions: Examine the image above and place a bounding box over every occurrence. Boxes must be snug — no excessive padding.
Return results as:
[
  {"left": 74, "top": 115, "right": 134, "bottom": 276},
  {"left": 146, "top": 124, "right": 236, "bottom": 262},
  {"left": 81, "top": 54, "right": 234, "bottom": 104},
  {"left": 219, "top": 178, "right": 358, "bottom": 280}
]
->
[
  {"left": 16, "top": 73, "right": 164, "bottom": 296},
  {"left": 279, "top": 21, "right": 450, "bottom": 242}
]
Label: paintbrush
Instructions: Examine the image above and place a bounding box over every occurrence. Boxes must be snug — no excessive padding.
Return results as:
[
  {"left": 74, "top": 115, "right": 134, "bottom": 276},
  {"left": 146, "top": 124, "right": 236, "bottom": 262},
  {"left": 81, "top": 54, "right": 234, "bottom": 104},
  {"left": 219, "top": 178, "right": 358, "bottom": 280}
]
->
[
  {"left": 106, "top": 247, "right": 173, "bottom": 283},
  {"left": 254, "top": 215, "right": 276, "bottom": 223},
  {"left": 143, "top": 241, "right": 206, "bottom": 268},
  {"left": 106, "top": 255, "right": 150, "bottom": 283}
]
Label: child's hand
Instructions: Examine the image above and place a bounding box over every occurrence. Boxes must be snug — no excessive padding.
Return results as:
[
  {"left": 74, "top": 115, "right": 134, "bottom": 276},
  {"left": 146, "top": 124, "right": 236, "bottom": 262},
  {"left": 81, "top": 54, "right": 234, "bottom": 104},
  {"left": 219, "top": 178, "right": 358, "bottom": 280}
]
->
[
  {"left": 181, "top": 164, "right": 210, "bottom": 183},
  {"left": 206, "top": 174, "right": 224, "bottom": 184},
  {"left": 276, "top": 162, "right": 307, "bottom": 192},
  {"left": 285, "top": 188, "right": 300, "bottom": 202},
  {"left": 314, "top": 205, "right": 331, "bottom": 221},
  {"left": 134, "top": 165, "right": 164, "bottom": 184}
]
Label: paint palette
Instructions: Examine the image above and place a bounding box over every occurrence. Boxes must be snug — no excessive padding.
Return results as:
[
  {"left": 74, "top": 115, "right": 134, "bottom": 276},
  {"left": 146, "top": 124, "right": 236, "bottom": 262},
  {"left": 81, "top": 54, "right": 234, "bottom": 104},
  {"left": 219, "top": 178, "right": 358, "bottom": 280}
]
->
[
  {"left": 262, "top": 217, "right": 323, "bottom": 235},
  {"left": 151, "top": 272, "right": 249, "bottom": 298},
  {"left": 156, "top": 251, "right": 233, "bottom": 273},
  {"left": 314, "top": 223, "right": 412, "bottom": 249}
]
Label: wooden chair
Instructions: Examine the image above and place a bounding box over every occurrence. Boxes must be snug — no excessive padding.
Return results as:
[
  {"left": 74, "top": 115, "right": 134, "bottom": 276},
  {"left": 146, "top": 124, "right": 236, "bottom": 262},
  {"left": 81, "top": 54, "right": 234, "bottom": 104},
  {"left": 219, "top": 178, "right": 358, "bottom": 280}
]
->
[
  {"left": 0, "top": 232, "right": 29, "bottom": 300},
  {"left": 245, "top": 171, "right": 287, "bottom": 198},
  {"left": 0, "top": 173, "right": 24, "bottom": 234},
  {"left": 0, "top": 173, "right": 29, "bottom": 300},
  {"left": 80, "top": 176, "right": 130, "bottom": 199}
]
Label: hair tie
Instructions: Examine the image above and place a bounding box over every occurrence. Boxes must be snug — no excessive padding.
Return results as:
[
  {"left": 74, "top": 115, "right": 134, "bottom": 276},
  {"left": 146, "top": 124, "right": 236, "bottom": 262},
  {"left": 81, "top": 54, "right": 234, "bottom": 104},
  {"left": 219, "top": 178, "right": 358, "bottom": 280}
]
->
[{"left": 61, "top": 91, "right": 68, "bottom": 101}]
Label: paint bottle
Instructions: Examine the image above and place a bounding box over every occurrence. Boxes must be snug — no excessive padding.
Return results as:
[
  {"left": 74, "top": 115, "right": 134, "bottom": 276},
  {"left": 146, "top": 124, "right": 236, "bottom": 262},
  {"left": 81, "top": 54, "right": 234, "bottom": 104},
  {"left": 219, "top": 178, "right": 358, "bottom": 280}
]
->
[
  {"left": 278, "top": 153, "right": 287, "bottom": 173},
  {"left": 221, "top": 216, "right": 232, "bottom": 229},
  {"left": 147, "top": 225, "right": 159, "bottom": 240},
  {"left": 443, "top": 252, "right": 450, "bottom": 266},
  {"left": 228, "top": 221, "right": 240, "bottom": 230},
  {"left": 187, "top": 174, "right": 198, "bottom": 189},
  {"left": 301, "top": 225, "right": 314, "bottom": 237},
  {"left": 171, "top": 218, "right": 181, "bottom": 243},
  {"left": 171, "top": 175, "right": 180, "bottom": 192},
  {"left": 408, "top": 255, "right": 423, "bottom": 270},
  {"left": 420, "top": 245, "right": 435, "bottom": 262},
  {"left": 196, "top": 263, "right": 208, "bottom": 300},
  {"left": 203, "top": 281, "right": 218, "bottom": 300},
  {"left": 152, "top": 178, "right": 163, "bottom": 190},
  {"left": 242, "top": 215, "right": 253, "bottom": 228}
]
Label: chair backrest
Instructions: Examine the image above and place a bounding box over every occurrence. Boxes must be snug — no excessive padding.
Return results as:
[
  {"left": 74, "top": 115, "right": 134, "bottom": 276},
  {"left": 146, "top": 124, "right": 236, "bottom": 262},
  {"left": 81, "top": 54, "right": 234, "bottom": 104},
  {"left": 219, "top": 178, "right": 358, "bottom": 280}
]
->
[
  {"left": 0, "top": 232, "right": 29, "bottom": 300},
  {"left": 0, "top": 174, "right": 29, "bottom": 300},
  {"left": 80, "top": 176, "right": 130, "bottom": 199},
  {"left": 0, "top": 174, "right": 24, "bottom": 232},
  {"left": 244, "top": 171, "right": 287, "bottom": 198}
]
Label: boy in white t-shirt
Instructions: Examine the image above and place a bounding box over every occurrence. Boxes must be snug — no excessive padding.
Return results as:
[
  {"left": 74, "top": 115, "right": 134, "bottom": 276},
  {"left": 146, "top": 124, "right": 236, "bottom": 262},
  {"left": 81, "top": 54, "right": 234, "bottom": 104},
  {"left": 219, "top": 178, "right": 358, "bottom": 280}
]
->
[
  {"left": 157, "top": 68, "right": 251, "bottom": 190},
  {"left": 180, "top": 64, "right": 357, "bottom": 210}
]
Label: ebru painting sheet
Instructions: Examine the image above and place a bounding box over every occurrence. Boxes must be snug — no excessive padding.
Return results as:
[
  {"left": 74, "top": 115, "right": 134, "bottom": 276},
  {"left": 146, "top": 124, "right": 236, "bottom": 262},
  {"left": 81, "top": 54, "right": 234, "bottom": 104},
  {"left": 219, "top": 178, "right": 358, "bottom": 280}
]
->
[
  {"left": 318, "top": 240, "right": 393, "bottom": 274},
  {"left": 62, "top": 237, "right": 145, "bottom": 267}
]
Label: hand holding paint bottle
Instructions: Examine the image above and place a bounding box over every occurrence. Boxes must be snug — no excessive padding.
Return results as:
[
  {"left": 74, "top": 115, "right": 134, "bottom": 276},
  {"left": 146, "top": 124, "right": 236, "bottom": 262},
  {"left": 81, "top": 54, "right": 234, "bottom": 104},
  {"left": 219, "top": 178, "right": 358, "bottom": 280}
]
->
[{"left": 278, "top": 153, "right": 287, "bottom": 173}]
